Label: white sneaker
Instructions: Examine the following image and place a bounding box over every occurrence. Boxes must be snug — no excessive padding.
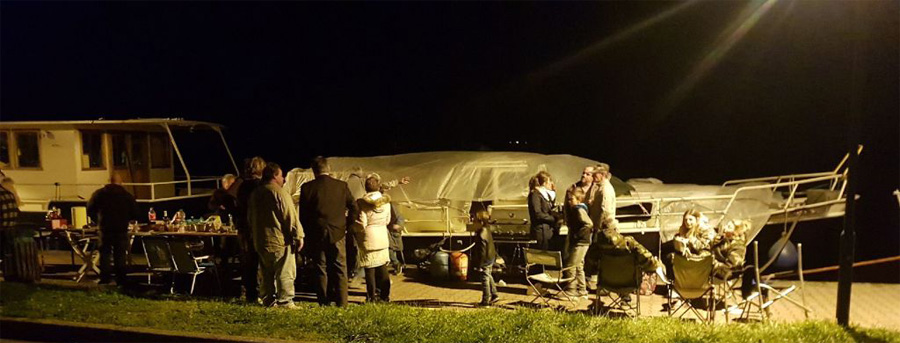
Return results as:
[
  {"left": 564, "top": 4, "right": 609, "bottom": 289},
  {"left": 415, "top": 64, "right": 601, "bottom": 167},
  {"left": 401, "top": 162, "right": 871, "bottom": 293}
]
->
[{"left": 271, "top": 301, "right": 298, "bottom": 309}]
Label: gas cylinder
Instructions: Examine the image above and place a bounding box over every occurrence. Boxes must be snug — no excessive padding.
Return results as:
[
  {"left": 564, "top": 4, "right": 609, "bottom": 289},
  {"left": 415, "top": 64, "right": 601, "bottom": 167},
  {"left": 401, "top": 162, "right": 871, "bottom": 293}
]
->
[
  {"left": 429, "top": 251, "right": 450, "bottom": 280},
  {"left": 450, "top": 251, "right": 469, "bottom": 281}
]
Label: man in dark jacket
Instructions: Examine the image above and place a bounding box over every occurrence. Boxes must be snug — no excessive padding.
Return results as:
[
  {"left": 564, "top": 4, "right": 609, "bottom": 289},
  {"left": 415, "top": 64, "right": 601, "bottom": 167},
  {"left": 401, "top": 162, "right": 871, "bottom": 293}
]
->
[
  {"left": 87, "top": 173, "right": 138, "bottom": 286},
  {"left": 298, "top": 156, "right": 357, "bottom": 306},
  {"left": 208, "top": 173, "right": 237, "bottom": 220},
  {"left": 235, "top": 157, "right": 266, "bottom": 303},
  {"left": 471, "top": 211, "right": 499, "bottom": 306}
]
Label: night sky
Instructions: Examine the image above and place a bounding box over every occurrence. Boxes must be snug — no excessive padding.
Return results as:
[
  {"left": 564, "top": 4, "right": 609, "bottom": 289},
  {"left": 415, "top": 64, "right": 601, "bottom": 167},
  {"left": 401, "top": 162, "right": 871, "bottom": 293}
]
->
[{"left": 2, "top": 2, "right": 898, "bottom": 266}]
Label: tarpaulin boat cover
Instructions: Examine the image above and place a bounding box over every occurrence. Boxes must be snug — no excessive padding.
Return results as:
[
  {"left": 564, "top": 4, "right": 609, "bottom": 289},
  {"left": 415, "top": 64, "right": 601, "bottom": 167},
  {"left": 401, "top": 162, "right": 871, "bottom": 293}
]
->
[{"left": 286, "top": 151, "right": 613, "bottom": 203}]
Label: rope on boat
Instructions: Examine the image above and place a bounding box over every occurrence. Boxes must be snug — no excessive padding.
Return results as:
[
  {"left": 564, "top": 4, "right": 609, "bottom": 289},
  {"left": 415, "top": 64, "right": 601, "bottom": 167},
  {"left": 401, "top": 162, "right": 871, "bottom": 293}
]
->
[{"left": 766, "top": 255, "right": 900, "bottom": 279}]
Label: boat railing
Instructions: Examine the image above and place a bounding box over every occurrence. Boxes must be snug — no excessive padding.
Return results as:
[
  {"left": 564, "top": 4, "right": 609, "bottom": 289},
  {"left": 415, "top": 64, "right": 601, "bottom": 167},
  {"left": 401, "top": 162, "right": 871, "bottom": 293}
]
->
[
  {"left": 14, "top": 177, "right": 221, "bottom": 204},
  {"left": 615, "top": 171, "right": 846, "bottom": 235},
  {"left": 721, "top": 147, "right": 859, "bottom": 192}
]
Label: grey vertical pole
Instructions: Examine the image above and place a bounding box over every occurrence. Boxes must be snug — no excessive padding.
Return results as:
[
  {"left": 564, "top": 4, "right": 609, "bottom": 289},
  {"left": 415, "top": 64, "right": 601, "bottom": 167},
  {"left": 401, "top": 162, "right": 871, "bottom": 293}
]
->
[{"left": 836, "top": 1, "right": 866, "bottom": 326}]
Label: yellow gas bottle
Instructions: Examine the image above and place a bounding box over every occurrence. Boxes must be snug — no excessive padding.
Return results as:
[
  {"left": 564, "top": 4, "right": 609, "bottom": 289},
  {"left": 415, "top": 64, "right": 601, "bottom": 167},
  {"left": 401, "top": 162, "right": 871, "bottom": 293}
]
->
[{"left": 450, "top": 251, "right": 469, "bottom": 281}]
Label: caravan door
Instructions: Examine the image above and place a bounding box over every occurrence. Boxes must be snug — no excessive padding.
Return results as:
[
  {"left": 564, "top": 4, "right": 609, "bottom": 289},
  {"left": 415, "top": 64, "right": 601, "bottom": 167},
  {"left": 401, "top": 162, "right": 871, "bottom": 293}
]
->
[{"left": 109, "top": 132, "right": 151, "bottom": 199}]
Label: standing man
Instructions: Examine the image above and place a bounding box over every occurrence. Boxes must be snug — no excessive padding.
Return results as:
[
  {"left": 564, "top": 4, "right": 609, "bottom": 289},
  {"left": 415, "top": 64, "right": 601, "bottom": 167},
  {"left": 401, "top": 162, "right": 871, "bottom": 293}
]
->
[
  {"left": 208, "top": 173, "right": 237, "bottom": 220},
  {"left": 235, "top": 157, "right": 266, "bottom": 303},
  {"left": 565, "top": 166, "right": 594, "bottom": 202},
  {"left": 584, "top": 163, "right": 615, "bottom": 289},
  {"left": 299, "top": 156, "right": 357, "bottom": 306},
  {"left": 0, "top": 173, "right": 22, "bottom": 281},
  {"left": 87, "top": 173, "right": 138, "bottom": 287},
  {"left": 249, "top": 163, "right": 304, "bottom": 308}
]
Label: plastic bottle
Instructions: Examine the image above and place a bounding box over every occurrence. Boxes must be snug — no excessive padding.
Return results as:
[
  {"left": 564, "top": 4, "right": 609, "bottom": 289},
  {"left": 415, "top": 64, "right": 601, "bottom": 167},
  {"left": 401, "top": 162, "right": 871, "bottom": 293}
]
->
[
  {"left": 162, "top": 210, "right": 169, "bottom": 222},
  {"left": 148, "top": 207, "right": 157, "bottom": 222}
]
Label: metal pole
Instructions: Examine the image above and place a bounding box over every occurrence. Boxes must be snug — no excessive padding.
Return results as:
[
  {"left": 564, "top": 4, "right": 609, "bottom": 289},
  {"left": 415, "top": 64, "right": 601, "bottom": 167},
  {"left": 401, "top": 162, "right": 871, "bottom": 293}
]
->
[
  {"left": 164, "top": 124, "right": 191, "bottom": 196},
  {"left": 214, "top": 127, "right": 240, "bottom": 176},
  {"left": 836, "top": 146, "right": 858, "bottom": 326},
  {"left": 837, "top": 1, "right": 866, "bottom": 325}
]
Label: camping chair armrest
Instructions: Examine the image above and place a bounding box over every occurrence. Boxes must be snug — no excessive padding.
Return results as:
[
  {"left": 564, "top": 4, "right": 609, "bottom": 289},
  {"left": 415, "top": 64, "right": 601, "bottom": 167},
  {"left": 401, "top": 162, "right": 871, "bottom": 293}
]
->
[{"left": 193, "top": 255, "right": 211, "bottom": 261}]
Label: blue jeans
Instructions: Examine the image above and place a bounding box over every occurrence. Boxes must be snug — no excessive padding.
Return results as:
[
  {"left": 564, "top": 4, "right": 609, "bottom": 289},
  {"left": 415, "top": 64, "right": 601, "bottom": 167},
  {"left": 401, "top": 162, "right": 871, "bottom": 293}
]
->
[
  {"left": 565, "top": 244, "right": 589, "bottom": 294},
  {"left": 481, "top": 263, "right": 498, "bottom": 303},
  {"left": 259, "top": 245, "right": 296, "bottom": 306}
]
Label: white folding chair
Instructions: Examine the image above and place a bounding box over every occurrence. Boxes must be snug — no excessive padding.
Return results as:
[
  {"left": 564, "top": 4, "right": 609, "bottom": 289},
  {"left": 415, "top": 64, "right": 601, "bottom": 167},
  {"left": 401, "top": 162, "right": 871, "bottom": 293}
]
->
[{"left": 524, "top": 248, "right": 576, "bottom": 309}]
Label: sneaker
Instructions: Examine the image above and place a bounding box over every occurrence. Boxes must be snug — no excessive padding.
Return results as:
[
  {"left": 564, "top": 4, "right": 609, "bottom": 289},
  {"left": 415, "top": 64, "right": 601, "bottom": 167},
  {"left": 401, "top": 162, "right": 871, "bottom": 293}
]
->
[
  {"left": 655, "top": 266, "right": 670, "bottom": 285},
  {"left": 477, "top": 301, "right": 493, "bottom": 307},
  {"left": 490, "top": 294, "right": 500, "bottom": 304},
  {"left": 272, "top": 301, "right": 298, "bottom": 309}
]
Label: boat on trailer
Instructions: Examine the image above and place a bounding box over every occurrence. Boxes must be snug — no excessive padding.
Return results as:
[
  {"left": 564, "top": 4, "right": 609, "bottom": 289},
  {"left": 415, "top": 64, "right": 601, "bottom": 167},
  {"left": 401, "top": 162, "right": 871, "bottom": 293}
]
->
[
  {"left": 283, "top": 150, "right": 853, "bottom": 244},
  {"left": 0, "top": 118, "right": 239, "bottom": 215}
]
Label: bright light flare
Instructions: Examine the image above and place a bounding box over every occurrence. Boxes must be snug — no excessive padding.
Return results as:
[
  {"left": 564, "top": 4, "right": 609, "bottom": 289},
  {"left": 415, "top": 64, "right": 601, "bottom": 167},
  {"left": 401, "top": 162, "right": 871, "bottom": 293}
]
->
[{"left": 653, "top": 0, "right": 781, "bottom": 123}]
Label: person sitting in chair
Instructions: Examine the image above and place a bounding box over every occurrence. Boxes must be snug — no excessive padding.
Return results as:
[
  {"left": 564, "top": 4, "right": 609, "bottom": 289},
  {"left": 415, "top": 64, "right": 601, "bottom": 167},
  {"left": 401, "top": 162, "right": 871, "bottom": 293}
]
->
[
  {"left": 710, "top": 219, "right": 749, "bottom": 280},
  {"left": 596, "top": 217, "right": 669, "bottom": 286},
  {"left": 673, "top": 209, "right": 715, "bottom": 259}
]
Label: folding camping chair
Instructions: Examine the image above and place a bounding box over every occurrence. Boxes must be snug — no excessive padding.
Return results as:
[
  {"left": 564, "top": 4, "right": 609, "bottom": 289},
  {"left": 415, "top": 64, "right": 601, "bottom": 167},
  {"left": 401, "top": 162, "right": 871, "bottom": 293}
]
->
[
  {"left": 668, "top": 254, "right": 717, "bottom": 322},
  {"left": 593, "top": 249, "right": 643, "bottom": 317},
  {"left": 729, "top": 241, "right": 811, "bottom": 322},
  {"left": 713, "top": 264, "right": 752, "bottom": 323},
  {"left": 142, "top": 236, "right": 177, "bottom": 293},
  {"left": 524, "top": 248, "right": 576, "bottom": 309},
  {"left": 168, "top": 238, "right": 219, "bottom": 295},
  {"left": 64, "top": 229, "right": 100, "bottom": 282}
]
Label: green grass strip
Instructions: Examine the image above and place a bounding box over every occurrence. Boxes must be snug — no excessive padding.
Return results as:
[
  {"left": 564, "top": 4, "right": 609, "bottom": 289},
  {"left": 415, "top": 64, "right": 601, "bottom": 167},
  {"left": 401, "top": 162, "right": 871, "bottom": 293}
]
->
[{"left": 1, "top": 282, "right": 898, "bottom": 343}]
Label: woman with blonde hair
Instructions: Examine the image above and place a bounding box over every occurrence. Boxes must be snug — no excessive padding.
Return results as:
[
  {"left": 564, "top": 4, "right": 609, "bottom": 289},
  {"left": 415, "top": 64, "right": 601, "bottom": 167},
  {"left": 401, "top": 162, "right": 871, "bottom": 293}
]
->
[
  {"left": 353, "top": 174, "right": 393, "bottom": 302},
  {"left": 711, "top": 219, "right": 750, "bottom": 279},
  {"left": 673, "top": 209, "right": 715, "bottom": 258}
]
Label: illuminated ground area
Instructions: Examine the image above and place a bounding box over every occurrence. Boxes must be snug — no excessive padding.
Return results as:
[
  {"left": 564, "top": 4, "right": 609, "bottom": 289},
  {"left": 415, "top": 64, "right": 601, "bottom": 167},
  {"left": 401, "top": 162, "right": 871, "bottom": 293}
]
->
[{"left": 26, "top": 249, "right": 900, "bottom": 330}]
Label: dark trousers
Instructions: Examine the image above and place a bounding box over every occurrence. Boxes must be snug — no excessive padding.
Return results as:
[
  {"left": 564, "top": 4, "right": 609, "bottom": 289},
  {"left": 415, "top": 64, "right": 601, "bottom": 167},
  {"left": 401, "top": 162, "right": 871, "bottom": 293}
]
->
[
  {"left": 99, "top": 232, "right": 129, "bottom": 286},
  {"left": 311, "top": 236, "right": 348, "bottom": 306},
  {"left": 238, "top": 233, "right": 259, "bottom": 301},
  {"left": 533, "top": 226, "right": 552, "bottom": 251},
  {"left": 364, "top": 263, "right": 391, "bottom": 302}
]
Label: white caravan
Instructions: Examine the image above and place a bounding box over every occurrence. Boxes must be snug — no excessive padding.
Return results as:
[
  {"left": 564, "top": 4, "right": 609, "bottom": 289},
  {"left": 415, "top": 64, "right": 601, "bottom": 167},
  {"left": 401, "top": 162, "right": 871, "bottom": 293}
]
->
[{"left": 0, "top": 118, "right": 239, "bottom": 212}]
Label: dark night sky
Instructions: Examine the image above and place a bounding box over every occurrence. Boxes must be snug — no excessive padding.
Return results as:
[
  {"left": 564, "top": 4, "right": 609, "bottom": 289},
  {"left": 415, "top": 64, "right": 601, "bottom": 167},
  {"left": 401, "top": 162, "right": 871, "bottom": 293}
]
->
[{"left": 1, "top": 2, "right": 898, "bottom": 263}]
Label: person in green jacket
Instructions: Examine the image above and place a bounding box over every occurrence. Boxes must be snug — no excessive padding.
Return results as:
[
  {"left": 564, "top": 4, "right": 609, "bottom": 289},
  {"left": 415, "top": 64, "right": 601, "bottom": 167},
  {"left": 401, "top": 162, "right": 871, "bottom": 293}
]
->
[{"left": 249, "top": 162, "right": 304, "bottom": 308}]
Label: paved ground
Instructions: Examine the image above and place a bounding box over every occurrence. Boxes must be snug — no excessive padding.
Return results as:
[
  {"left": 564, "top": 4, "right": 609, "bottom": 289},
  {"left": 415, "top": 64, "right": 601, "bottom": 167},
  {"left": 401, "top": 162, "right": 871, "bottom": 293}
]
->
[{"left": 24, "top": 249, "right": 900, "bottom": 331}]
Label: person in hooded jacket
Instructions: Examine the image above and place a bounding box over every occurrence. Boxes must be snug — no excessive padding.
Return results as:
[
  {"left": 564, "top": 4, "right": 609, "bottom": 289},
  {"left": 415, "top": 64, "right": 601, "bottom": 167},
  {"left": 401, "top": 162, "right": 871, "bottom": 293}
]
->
[{"left": 353, "top": 174, "right": 393, "bottom": 302}]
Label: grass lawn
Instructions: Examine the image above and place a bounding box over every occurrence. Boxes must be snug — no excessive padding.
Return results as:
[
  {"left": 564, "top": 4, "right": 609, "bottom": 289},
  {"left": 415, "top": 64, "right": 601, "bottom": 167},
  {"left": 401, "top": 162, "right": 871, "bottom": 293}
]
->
[{"left": 1, "top": 282, "right": 898, "bottom": 343}]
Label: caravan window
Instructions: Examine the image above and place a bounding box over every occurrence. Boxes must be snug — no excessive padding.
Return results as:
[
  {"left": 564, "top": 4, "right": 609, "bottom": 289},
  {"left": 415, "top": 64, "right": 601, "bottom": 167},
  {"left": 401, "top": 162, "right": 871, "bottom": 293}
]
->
[
  {"left": 80, "top": 131, "right": 105, "bottom": 169},
  {"left": 149, "top": 134, "right": 171, "bottom": 168},
  {"left": 14, "top": 131, "right": 41, "bottom": 168},
  {"left": 0, "top": 131, "right": 9, "bottom": 167}
]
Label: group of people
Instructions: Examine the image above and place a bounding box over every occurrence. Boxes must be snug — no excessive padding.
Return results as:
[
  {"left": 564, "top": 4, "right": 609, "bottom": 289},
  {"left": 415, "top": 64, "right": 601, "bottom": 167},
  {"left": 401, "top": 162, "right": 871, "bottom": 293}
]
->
[
  {"left": 473, "top": 163, "right": 750, "bottom": 307},
  {"left": 3, "top": 156, "right": 751, "bottom": 310},
  {"left": 530, "top": 164, "right": 668, "bottom": 299},
  {"left": 225, "top": 156, "right": 405, "bottom": 308},
  {"left": 674, "top": 209, "right": 749, "bottom": 280},
  {"left": 472, "top": 163, "right": 669, "bottom": 306}
]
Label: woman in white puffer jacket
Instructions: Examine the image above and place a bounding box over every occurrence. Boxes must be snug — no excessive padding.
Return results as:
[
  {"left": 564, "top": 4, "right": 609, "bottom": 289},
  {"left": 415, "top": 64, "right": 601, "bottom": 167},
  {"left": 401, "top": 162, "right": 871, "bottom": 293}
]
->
[{"left": 353, "top": 174, "right": 392, "bottom": 302}]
